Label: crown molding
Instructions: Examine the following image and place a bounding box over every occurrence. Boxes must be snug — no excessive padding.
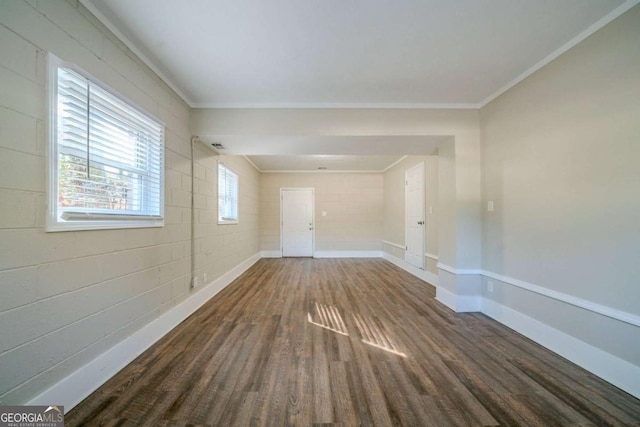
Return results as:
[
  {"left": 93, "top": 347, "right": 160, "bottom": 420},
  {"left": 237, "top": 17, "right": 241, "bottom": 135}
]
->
[
  {"left": 79, "top": 0, "right": 195, "bottom": 108},
  {"left": 259, "top": 169, "right": 385, "bottom": 174},
  {"left": 82, "top": 0, "right": 638, "bottom": 112},
  {"left": 382, "top": 155, "right": 409, "bottom": 172},
  {"left": 190, "top": 102, "right": 481, "bottom": 110},
  {"left": 480, "top": 0, "right": 640, "bottom": 107},
  {"left": 242, "top": 155, "right": 262, "bottom": 172}
]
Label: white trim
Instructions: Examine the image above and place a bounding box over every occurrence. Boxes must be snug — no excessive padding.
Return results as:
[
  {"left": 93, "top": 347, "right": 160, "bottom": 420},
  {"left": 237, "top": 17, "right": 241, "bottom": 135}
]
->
[
  {"left": 483, "top": 269, "right": 640, "bottom": 328},
  {"left": 425, "top": 252, "right": 439, "bottom": 261},
  {"left": 242, "top": 155, "right": 261, "bottom": 172},
  {"left": 46, "top": 53, "right": 165, "bottom": 233},
  {"left": 314, "top": 251, "right": 382, "bottom": 258},
  {"left": 382, "top": 155, "right": 409, "bottom": 172},
  {"left": 27, "top": 252, "right": 261, "bottom": 410},
  {"left": 79, "top": 0, "right": 194, "bottom": 107},
  {"left": 480, "top": 0, "right": 640, "bottom": 107},
  {"left": 382, "top": 240, "right": 405, "bottom": 250},
  {"left": 482, "top": 298, "right": 640, "bottom": 399},
  {"left": 260, "top": 250, "right": 282, "bottom": 258},
  {"left": 435, "top": 286, "right": 457, "bottom": 311},
  {"left": 435, "top": 287, "right": 482, "bottom": 312},
  {"left": 260, "top": 169, "right": 388, "bottom": 174},
  {"left": 191, "top": 102, "right": 481, "bottom": 109},
  {"left": 382, "top": 252, "right": 437, "bottom": 286},
  {"left": 436, "top": 264, "right": 640, "bottom": 327},
  {"left": 436, "top": 262, "right": 482, "bottom": 275}
]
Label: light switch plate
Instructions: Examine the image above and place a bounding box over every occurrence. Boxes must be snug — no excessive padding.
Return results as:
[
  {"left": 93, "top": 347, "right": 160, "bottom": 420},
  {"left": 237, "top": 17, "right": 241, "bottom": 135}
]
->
[{"left": 488, "top": 201, "right": 495, "bottom": 212}]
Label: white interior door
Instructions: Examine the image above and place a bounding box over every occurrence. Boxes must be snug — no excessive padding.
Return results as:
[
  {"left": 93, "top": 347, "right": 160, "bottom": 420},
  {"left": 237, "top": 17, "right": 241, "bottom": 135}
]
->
[
  {"left": 405, "top": 163, "right": 425, "bottom": 269},
  {"left": 281, "top": 189, "right": 314, "bottom": 257}
]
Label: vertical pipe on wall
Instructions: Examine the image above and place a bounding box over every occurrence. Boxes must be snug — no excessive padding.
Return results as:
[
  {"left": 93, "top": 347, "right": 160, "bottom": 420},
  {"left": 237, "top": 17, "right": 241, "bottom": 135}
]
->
[{"left": 190, "top": 136, "right": 198, "bottom": 288}]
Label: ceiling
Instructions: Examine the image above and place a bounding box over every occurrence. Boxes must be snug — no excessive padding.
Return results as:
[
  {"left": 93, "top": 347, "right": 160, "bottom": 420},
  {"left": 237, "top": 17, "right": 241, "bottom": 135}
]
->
[
  {"left": 82, "top": 0, "right": 631, "bottom": 170},
  {"left": 84, "top": 0, "right": 627, "bottom": 108}
]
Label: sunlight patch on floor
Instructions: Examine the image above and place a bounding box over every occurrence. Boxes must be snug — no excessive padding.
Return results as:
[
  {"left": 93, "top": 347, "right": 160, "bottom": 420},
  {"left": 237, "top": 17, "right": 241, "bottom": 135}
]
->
[
  {"left": 307, "top": 302, "right": 349, "bottom": 336},
  {"left": 352, "top": 313, "right": 407, "bottom": 358}
]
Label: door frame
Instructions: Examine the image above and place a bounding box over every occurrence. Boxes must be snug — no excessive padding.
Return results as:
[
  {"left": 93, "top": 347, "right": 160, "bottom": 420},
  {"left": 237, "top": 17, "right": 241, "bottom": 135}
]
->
[
  {"left": 280, "top": 187, "right": 315, "bottom": 257},
  {"left": 405, "top": 162, "right": 425, "bottom": 269}
]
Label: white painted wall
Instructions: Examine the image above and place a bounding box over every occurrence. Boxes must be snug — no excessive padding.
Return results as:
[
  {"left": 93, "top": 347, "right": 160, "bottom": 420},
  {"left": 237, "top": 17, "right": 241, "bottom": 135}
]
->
[{"left": 480, "top": 4, "right": 640, "bottom": 388}]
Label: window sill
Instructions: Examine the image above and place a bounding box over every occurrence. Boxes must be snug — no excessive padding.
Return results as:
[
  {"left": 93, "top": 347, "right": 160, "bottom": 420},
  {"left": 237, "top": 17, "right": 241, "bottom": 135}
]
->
[
  {"left": 218, "top": 219, "right": 239, "bottom": 225},
  {"left": 46, "top": 217, "right": 164, "bottom": 232}
]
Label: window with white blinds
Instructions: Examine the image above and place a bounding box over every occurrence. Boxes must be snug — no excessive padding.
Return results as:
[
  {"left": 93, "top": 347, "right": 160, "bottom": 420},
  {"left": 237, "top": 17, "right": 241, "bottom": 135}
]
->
[
  {"left": 218, "top": 163, "right": 239, "bottom": 224},
  {"left": 47, "top": 55, "right": 164, "bottom": 231}
]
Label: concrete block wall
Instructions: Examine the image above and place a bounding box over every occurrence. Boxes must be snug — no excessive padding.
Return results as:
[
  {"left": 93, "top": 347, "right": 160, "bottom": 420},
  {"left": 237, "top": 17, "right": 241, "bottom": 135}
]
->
[
  {"left": 260, "top": 173, "right": 383, "bottom": 253},
  {"left": 0, "top": 0, "right": 193, "bottom": 404},
  {"left": 192, "top": 148, "right": 260, "bottom": 283}
]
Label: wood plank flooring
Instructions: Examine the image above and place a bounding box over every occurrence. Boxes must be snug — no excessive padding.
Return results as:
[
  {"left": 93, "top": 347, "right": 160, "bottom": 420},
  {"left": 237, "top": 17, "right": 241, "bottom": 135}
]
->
[{"left": 66, "top": 258, "right": 640, "bottom": 426}]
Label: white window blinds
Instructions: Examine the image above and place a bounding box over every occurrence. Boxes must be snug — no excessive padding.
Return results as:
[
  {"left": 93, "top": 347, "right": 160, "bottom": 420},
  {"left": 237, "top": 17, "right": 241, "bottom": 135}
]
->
[
  {"left": 218, "top": 163, "right": 238, "bottom": 223},
  {"left": 55, "top": 67, "right": 164, "bottom": 220}
]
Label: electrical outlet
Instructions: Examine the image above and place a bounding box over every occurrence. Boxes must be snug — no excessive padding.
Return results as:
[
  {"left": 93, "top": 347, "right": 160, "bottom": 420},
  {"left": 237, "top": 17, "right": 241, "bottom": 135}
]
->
[
  {"left": 203, "top": 273, "right": 208, "bottom": 283},
  {"left": 487, "top": 200, "right": 495, "bottom": 212},
  {"left": 487, "top": 280, "right": 494, "bottom": 293},
  {"left": 192, "top": 277, "right": 199, "bottom": 288}
]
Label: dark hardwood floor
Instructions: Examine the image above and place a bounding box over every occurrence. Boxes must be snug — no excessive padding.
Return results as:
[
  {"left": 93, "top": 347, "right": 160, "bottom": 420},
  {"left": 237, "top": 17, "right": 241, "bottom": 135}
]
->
[{"left": 66, "top": 258, "right": 640, "bottom": 426}]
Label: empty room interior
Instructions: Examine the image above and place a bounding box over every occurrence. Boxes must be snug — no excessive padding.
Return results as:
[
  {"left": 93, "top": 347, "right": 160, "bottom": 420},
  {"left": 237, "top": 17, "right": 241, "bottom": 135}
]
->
[{"left": 1, "top": 0, "right": 639, "bottom": 425}]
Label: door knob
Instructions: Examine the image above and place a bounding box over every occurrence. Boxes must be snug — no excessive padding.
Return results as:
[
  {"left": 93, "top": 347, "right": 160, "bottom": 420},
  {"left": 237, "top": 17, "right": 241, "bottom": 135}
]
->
[{"left": 418, "top": 221, "right": 424, "bottom": 225}]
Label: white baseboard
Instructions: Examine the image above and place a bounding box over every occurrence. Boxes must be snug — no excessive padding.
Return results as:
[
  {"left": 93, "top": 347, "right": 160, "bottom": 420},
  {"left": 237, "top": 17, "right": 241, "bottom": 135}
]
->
[
  {"left": 435, "top": 287, "right": 482, "bottom": 312},
  {"left": 382, "top": 252, "right": 437, "bottom": 287},
  {"left": 27, "top": 252, "right": 262, "bottom": 410},
  {"left": 314, "top": 250, "right": 382, "bottom": 258},
  {"left": 482, "top": 298, "right": 640, "bottom": 399},
  {"left": 260, "top": 250, "right": 282, "bottom": 258},
  {"left": 435, "top": 287, "right": 456, "bottom": 311}
]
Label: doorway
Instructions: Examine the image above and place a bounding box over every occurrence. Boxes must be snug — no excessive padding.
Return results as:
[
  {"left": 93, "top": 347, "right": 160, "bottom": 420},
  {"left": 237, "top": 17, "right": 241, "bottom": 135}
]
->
[
  {"left": 281, "top": 188, "right": 314, "bottom": 257},
  {"left": 405, "top": 162, "right": 425, "bottom": 269}
]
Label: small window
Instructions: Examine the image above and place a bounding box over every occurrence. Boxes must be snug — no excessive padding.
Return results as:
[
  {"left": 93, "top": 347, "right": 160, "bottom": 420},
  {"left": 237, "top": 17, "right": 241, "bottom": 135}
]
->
[
  {"left": 218, "top": 163, "right": 238, "bottom": 224},
  {"left": 47, "top": 54, "right": 164, "bottom": 231}
]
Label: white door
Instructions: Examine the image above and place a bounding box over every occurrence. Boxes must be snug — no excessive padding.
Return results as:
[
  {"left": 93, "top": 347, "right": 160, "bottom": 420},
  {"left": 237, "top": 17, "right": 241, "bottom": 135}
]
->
[
  {"left": 281, "top": 189, "right": 314, "bottom": 257},
  {"left": 405, "top": 163, "right": 425, "bottom": 269}
]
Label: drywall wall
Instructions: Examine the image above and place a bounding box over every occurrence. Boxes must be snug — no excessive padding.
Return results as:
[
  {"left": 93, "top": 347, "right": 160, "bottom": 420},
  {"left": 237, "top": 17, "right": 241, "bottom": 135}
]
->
[
  {"left": 260, "top": 173, "right": 383, "bottom": 254},
  {"left": 480, "top": 4, "right": 640, "bottom": 373},
  {"left": 382, "top": 156, "right": 439, "bottom": 275}
]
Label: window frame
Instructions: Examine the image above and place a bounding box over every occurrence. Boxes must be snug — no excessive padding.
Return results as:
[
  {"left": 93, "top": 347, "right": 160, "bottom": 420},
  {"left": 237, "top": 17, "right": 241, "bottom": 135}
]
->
[
  {"left": 46, "top": 53, "right": 165, "bottom": 232},
  {"left": 217, "top": 162, "right": 239, "bottom": 225}
]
